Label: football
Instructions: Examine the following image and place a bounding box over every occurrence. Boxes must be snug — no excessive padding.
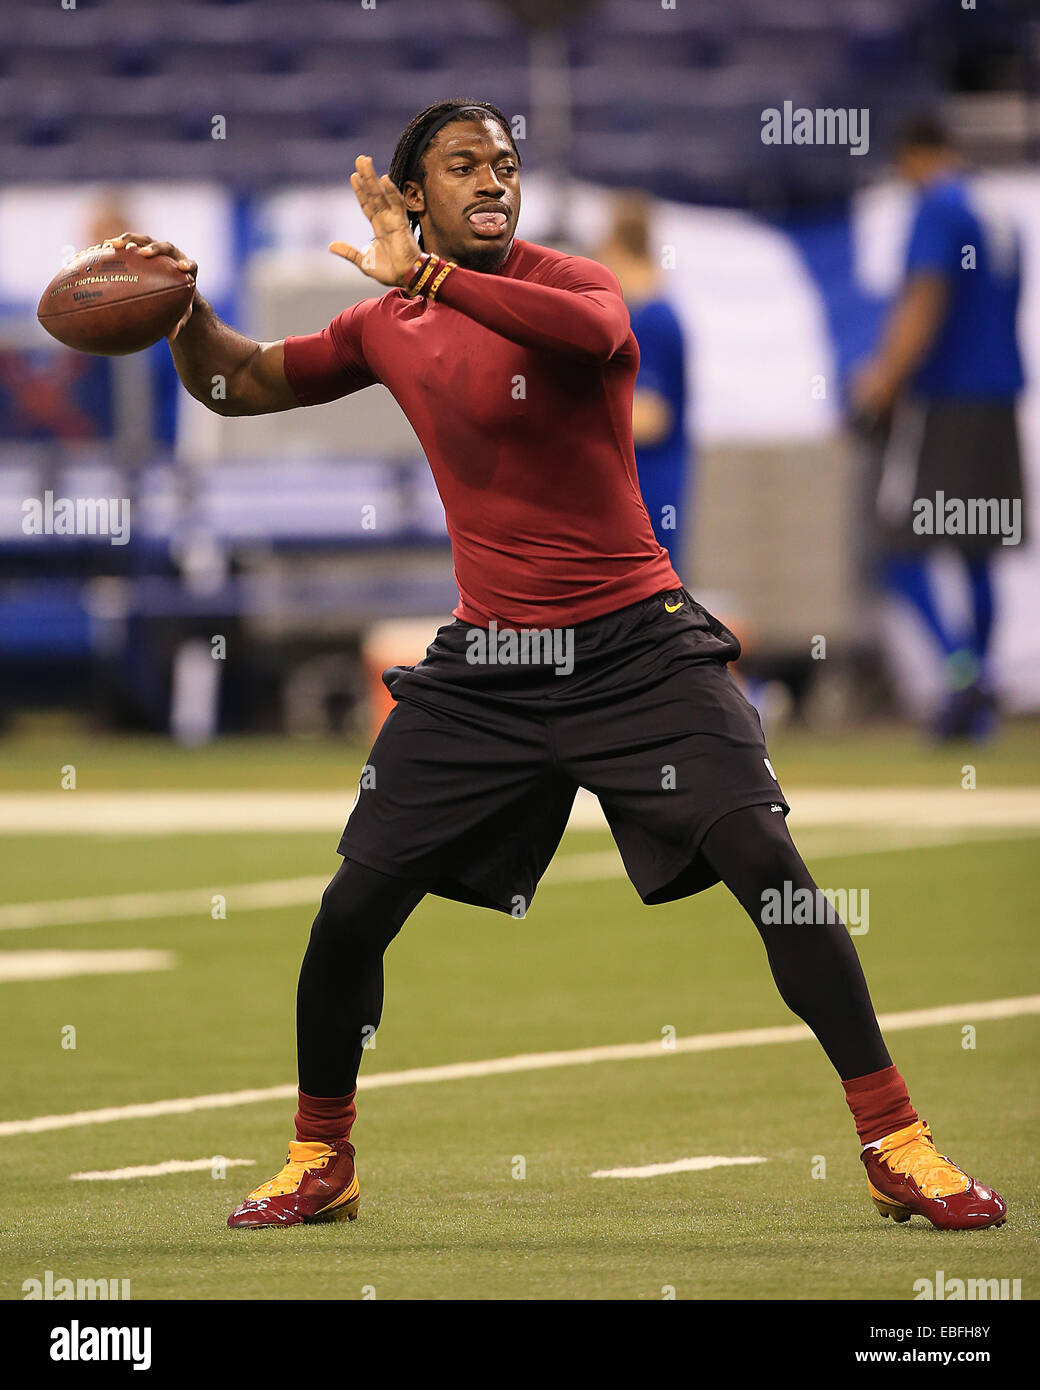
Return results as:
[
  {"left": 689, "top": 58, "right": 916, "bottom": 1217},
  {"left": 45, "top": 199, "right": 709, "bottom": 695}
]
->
[{"left": 37, "top": 243, "right": 194, "bottom": 355}]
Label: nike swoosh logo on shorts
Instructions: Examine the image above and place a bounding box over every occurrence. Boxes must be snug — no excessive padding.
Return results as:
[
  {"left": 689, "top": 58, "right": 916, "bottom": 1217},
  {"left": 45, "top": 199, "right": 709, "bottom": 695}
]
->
[{"left": 664, "top": 600, "right": 683, "bottom": 613}]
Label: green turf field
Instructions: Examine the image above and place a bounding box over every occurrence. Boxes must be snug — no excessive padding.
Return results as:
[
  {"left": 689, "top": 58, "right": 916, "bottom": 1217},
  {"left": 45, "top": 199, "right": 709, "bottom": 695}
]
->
[{"left": 1, "top": 725, "right": 1037, "bottom": 1300}]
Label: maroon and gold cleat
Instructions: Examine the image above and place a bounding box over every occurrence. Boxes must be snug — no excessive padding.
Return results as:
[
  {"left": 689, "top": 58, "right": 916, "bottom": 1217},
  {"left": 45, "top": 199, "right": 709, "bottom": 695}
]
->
[
  {"left": 862, "top": 1120, "right": 1006, "bottom": 1230},
  {"left": 227, "top": 1139, "right": 360, "bottom": 1228}
]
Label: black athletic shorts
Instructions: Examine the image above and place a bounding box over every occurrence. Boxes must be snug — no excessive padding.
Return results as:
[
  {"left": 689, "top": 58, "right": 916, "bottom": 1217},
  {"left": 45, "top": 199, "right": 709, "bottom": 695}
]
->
[
  {"left": 875, "top": 396, "right": 1026, "bottom": 555},
  {"left": 339, "top": 587, "right": 789, "bottom": 914}
]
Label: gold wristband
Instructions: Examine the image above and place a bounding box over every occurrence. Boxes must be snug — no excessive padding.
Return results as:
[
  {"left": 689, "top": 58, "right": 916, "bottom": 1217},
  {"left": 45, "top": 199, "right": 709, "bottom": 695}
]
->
[{"left": 426, "top": 260, "right": 457, "bottom": 301}]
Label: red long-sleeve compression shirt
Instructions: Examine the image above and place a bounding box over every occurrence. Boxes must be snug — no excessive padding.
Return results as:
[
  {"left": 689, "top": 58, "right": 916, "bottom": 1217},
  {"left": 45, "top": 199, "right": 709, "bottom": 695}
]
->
[{"left": 282, "top": 237, "right": 680, "bottom": 628}]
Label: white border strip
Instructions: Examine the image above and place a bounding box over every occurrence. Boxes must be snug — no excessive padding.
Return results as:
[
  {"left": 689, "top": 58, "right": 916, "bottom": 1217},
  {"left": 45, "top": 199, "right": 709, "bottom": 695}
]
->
[{"left": 2, "top": 994, "right": 1037, "bottom": 1138}]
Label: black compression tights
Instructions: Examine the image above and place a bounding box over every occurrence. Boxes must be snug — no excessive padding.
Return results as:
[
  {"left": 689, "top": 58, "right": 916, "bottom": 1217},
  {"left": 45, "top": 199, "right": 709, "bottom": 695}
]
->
[
  {"left": 296, "top": 859, "right": 428, "bottom": 1098},
  {"left": 297, "top": 806, "right": 891, "bottom": 1097},
  {"left": 700, "top": 803, "right": 891, "bottom": 1080}
]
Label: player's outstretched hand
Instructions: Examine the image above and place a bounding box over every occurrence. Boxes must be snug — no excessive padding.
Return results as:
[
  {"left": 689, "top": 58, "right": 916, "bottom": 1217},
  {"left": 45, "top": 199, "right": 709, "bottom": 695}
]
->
[
  {"left": 330, "top": 156, "right": 422, "bottom": 288},
  {"left": 107, "top": 233, "right": 198, "bottom": 340}
]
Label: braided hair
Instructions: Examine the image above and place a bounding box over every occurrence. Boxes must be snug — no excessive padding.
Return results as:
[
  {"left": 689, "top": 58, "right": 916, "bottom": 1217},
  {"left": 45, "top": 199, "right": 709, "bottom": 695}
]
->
[{"left": 388, "top": 99, "right": 521, "bottom": 233}]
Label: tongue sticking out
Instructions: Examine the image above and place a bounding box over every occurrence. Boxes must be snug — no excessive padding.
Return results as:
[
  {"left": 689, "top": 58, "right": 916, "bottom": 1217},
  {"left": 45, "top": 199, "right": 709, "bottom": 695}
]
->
[{"left": 468, "top": 210, "right": 508, "bottom": 234}]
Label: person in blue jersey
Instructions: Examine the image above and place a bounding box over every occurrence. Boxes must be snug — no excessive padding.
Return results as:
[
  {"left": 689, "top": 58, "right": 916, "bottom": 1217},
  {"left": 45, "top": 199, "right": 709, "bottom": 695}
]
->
[
  {"left": 853, "top": 116, "right": 1026, "bottom": 740},
  {"left": 596, "top": 193, "right": 690, "bottom": 570}
]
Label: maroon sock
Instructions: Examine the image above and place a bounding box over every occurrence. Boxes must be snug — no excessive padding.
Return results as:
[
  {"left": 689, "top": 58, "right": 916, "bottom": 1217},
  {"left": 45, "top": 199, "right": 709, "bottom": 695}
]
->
[
  {"left": 294, "top": 1087, "right": 356, "bottom": 1145},
  {"left": 842, "top": 1064, "right": 919, "bottom": 1145}
]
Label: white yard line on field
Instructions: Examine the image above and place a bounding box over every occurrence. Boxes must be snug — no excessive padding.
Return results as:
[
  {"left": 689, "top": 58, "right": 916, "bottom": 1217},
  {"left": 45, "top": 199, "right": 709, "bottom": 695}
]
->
[
  {"left": 2, "top": 825, "right": 1037, "bottom": 932},
  {"left": 0, "top": 878, "right": 330, "bottom": 931},
  {"left": 1, "top": 786, "right": 1039, "bottom": 836},
  {"left": 0, "top": 949, "right": 174, "bottom": 982},
  {"left": 591, "top": 1156, "right": 768, "bottom": 1178},
  {"left": 0, "top": 790, "right": 350, "bottom": 835},
  {"left": 69, "top": 1157, "right": 255, "bottom": 1181},
  {"left": 2, "top": 994, "right": 1037, "bottom": 1139}
]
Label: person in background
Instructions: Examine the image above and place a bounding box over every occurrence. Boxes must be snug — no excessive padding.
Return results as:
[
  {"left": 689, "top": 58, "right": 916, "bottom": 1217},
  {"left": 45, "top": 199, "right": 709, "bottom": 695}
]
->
[
  {"left": 852, "top": 115, "right": 1026, "bottom": 741},
  {"left": 596, "top": 192, "right": 690, "bottom": 571}
]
